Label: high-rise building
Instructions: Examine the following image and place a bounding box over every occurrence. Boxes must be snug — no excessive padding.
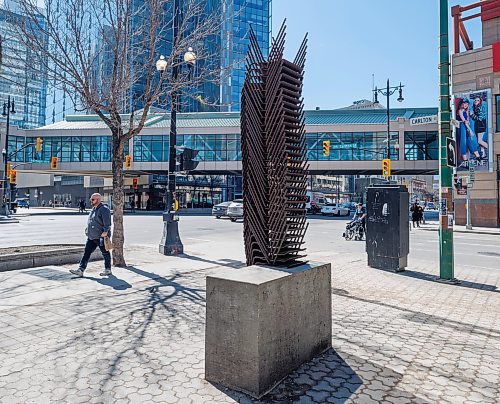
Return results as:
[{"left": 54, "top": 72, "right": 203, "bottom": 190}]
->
[
  {"left": 129, "top": 0, "right": 271, "bottom": 113},
  {"left": 0, "top": 4, "right": 48, "bottom": 128},
  {"left": 221, "top": 0, "right": 271, "bottom": 111}
]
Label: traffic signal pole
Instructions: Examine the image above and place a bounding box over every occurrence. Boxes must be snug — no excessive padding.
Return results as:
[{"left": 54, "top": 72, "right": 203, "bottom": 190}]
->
[{"left": 438, "top": 0, "right": 455, "bottom": 281}]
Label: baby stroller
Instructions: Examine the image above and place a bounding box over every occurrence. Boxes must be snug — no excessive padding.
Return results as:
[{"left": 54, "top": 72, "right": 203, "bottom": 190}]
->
[{"left": 343, "top": 220, "right": 365, "bottom": 241}]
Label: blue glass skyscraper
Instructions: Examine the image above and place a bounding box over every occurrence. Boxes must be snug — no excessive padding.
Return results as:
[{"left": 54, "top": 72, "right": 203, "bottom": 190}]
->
[
  {"left": 0, "top": 6, "right": 48, "bottom": 128},
  {"left": 221, "top": 0, "right": 271, "bottom": 111},
  {"left": 128, "top": 0, "right": 271, "bottom": 113}
]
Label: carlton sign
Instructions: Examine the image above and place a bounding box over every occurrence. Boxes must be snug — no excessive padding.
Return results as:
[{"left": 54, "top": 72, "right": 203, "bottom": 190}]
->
[{"left": 410, "top": 115, "right": 438, "bottom": 125}]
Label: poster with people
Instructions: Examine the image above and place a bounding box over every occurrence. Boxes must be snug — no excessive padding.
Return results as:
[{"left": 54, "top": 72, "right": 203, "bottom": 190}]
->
[{"left": 453, "top": 90, "right": 491, "bottom": 172}]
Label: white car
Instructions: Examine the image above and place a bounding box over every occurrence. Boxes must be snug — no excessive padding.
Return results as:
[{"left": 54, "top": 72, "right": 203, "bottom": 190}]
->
[
  {"left": 227, "top": 199, "right": 243, "bottom": 222},
  {"left": 321, "top": 203, "right": 350, "bottom": 217}
]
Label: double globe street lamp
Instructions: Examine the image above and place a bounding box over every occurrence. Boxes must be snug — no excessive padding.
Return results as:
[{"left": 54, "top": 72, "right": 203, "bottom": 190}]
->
[
  {"left": 373, "top": 80, "right": 404, "bottom": 160},
  {"left": 156, "top": 47, "right": 196, "bottom": 255}
]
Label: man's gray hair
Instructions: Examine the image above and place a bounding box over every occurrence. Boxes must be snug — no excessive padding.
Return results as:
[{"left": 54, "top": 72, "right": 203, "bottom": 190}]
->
[{"left": 91, "top": 193, "right": 103, "bottom": 201}]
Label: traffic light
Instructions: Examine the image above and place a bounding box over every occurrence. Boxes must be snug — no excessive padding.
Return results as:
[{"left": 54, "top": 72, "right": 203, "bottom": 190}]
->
[
  {"left": 132, "top": 178, "right": 138, "bottom": 190},
  {"left": 179, "top": 148, "right": 199, "bottom": 172},
  {"left": 453, "top": 174, "right": 462, "bottom": 190},
  {"left": 6, "top": 163, "right": 11, "bottom": 178},
  {"left": 382, "top": 158, "right": 391, "bottom": 177},
  {"left": 50, "top": 156, "right": 58, "bottom": 170},
  {"left": 36, "top": 137, "right": 43, "bottom": 153},
  {"left": 124, "top": 155, "right": 132, "bottom": 169},
  {"left": 9, "top": 170, "right": 16, "bottom": 184},
  {"left": 322, "top": 140, "right": 330, "bottom": 156}
]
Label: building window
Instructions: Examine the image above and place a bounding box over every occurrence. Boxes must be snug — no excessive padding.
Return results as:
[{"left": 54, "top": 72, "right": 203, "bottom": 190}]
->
[{"left": 404, "top": 131, "right": 438, "bottom": 160}]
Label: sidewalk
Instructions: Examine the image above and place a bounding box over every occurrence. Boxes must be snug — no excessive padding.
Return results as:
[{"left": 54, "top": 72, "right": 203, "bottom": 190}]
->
[
  {"left": 417, "top": 221, "right": 500, "bottom": 236},
  {"left": 0, "top": 242, "right": 499, "bottom": 403}
]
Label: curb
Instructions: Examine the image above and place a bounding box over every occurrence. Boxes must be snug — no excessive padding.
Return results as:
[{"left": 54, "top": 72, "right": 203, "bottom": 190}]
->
[
  {"left": 0, "top": 218, "right": 19, "bottom": 224},
  {"left": 0, "top": 246, "right": 101, "bottom": 272},
  {"left": 418, "top": 227, "right": 500, "bottom": 236}
]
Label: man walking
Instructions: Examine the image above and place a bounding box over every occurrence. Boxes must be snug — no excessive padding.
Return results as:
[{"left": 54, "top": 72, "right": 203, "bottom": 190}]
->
[{"left": 70, "top": 193, "right": 112, "bottom": 277}]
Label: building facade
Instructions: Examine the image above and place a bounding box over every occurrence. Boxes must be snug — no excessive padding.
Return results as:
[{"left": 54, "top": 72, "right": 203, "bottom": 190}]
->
[
  {"left": 451, "top": 1, "right": 500, "bottom": 227},
  {"left": 7, "top": 107, "right": 440, "bottom": 209},
  {"left": 0, "top": 5, "right": 48, "bottom": 129}
]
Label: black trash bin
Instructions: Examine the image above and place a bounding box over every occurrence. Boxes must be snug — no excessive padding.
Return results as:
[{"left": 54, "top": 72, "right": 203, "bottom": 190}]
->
[{"left": 366, "top": 184, "right": 409, "bottom": 271}]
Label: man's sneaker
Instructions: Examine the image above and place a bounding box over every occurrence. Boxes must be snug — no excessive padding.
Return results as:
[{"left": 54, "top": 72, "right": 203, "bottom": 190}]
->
[
  {"left": 100, "top": 269, "right": 112, "bottom": 276},
  {"left": 69, "top": 268, "right": 84, "bottom": 277}
]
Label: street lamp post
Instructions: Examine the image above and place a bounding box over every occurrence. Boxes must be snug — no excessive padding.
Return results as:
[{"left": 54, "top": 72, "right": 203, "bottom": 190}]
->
[
  {"left": 1, "top": 96, "right": 15, "bottom": 216},
  {"left": 373, "top": 80, "right": 404, "bottom": 160},
  {"left": 156, "top": 0, "right": 196, "bottom": 255}
]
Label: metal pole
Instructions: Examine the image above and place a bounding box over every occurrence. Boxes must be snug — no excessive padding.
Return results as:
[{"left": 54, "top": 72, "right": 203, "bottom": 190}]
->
[
  {"left": 466, "top": 184, "right": 472, "bottom": 230},
  {"left": 159, "top": 0, "right": 183, "bottom": 255},
  {"left": 386, "top": 79, "right": 390, "bottom": 160},
  {"left": 2, "top": 96, "right": 11, "bottom": 216},
  {"left": 438, "top": 0, "right": 455, "bottom": 281}
]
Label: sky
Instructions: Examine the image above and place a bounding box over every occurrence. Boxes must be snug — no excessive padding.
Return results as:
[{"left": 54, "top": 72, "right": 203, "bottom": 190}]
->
[{"left": 271, "top": 0, "right": 482, "bottom": 110}]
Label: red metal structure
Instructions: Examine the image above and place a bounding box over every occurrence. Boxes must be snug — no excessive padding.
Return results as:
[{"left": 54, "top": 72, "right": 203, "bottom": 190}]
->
[{"left": 451, "top": 0, "right": 500, "bottom": 54}]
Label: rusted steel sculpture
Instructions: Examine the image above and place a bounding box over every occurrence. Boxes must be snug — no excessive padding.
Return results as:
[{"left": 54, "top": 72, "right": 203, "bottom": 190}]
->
[{"left": 241, "top": 22, "right": 309, "bottom": 267}]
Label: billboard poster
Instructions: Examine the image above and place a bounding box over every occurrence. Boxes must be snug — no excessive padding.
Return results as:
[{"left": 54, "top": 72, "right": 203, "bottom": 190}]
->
[{"left": 453, "top": 89, "right": 492, "bottom": 172}]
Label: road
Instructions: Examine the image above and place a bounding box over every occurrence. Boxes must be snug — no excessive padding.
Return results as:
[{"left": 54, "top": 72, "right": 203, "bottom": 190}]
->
[{"left": 1, "top": 210, "right": 498, "bottom": 271}]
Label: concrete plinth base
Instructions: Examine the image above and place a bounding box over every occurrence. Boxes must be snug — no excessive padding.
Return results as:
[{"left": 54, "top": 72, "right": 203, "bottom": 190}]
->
[{"left": 205, "top": 262, "right": 332, "bottom": 399}]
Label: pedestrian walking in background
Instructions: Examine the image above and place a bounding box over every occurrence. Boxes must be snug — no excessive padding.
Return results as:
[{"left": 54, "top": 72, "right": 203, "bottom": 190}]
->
[
  {"left": 130, "top": 199, "right": 135, "bottom": 213},
  {"left": 411, "top": 202, "right": 420, "bottom": 228},
  {"left": 70, "top": 193, "right": 112, "bottom": 277},
  {"left": 79, "top": 200, "right": 85, "bottom": 213}
]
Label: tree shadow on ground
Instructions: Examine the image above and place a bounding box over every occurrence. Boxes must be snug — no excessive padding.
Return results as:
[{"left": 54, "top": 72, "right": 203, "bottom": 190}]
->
[
  {"left": 42, "top": 265, "right": 206, "bottom": 393},
  {"left": 398, "top": 269, "right": 498, "bottom": 293}
]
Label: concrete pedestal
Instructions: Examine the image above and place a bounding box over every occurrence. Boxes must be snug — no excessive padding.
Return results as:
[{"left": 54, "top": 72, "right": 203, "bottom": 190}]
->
[{"left": 205, "top": 262, "right": 332, "bottom": 398}]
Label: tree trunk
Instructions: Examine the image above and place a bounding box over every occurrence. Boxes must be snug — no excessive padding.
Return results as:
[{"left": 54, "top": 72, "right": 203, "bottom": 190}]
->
[{"left": 112, "top": 132, "right": 126, "bottom": 267}]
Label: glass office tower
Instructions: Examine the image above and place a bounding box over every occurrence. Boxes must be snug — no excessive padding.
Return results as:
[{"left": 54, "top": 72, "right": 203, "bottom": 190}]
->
[
  {"left": 221, "top": 0, "right": 271, "bottom": 111},
  {"left": 0, "top": 6, "right": 48, "bottom": 128},
  {"left": 129, "top": 0, "right": 271, "bottom": 113}
]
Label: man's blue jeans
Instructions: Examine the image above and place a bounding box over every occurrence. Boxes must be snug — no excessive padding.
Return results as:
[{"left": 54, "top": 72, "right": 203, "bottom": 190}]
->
[{"left": 79, "top": 238, "right": 111, "bottom": 271}]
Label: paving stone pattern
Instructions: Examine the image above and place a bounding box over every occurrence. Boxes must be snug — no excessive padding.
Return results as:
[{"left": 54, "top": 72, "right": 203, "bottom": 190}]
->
[{"left": 0, "top": 249, "right": 499, "bottom": 403}]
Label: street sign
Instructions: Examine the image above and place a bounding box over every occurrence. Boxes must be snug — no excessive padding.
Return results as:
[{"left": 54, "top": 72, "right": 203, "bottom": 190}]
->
[
  {"left": 439, "top": 199, "right": 448, "bottom": 216},
  {"left": 457, "top": 186, "right": 467, "bottom": 195},
  {"left": 469, "top": 165, "right": 475, "bottom": 183},
  {"left": 410, "top": 115, "right": 438, "bottom": 125},
  {"left": 446, "top": 137, "right": 457, "bottom": 168}
]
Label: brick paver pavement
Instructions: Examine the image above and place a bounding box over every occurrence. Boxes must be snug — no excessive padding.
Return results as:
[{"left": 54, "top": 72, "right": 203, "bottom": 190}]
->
[{"left": 0, "top": 245, "right": 499, "bottom": 403}]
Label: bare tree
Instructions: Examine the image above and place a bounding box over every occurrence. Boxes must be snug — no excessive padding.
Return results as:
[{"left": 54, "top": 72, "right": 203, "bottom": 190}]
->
[{"left": 12, "top": 0, "right": 227, "bottom": 266}]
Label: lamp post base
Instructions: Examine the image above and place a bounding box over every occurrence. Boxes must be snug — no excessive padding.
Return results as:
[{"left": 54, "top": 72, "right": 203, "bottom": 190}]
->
[{"left": 159, "top": 212, "right": 184, "bottom": 255}]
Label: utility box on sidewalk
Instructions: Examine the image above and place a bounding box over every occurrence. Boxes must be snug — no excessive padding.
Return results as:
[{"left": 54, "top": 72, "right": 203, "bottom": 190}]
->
[{"left": 366, "top": 184, "right": 409, "bottom": 271}]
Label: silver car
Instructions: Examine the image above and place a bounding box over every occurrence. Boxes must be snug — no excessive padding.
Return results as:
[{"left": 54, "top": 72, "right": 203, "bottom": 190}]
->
[
  {"left": 212, "top": 201, "right": 232, "bottom": 219},
  {"left": 227, "top": 199, "right": 243, "bottom": 222}
]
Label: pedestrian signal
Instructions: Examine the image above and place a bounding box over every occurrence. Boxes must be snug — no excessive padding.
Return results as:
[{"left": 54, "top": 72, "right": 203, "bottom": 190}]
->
[
  {"left": 125, "top": 155, "right": 132, "bottom": 169},
  {"left": 322, "top": 140, "right": 330, "bottom": 156},
  {"left": 382, "top": 159, "right": 391, "bottom": 177},
  {"left": 50, "top": 156, "right": 58, "bottom": 170},
  {"left": 132, "top": 178, "right": 138, "bottom": 190},
  {"left": 36, "top": 137, "right": 43, "bottom": 153},
  {"left": 9, "top": 170, "right": 16, "bottom": 184}
]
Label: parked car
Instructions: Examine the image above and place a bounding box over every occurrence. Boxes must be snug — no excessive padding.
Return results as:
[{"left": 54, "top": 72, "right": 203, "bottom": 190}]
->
[
  {"left": 212, "top": 201, "right": 232, "bottom": 218},
  {"left": 16, "top": 199, "right": 29, "bottom": 208},
  {"left": 321, "top": 203, "right": 350, "bottom": 217},
  {"left": 227, "top": 199, "right": 243, "bottom": 222}
]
